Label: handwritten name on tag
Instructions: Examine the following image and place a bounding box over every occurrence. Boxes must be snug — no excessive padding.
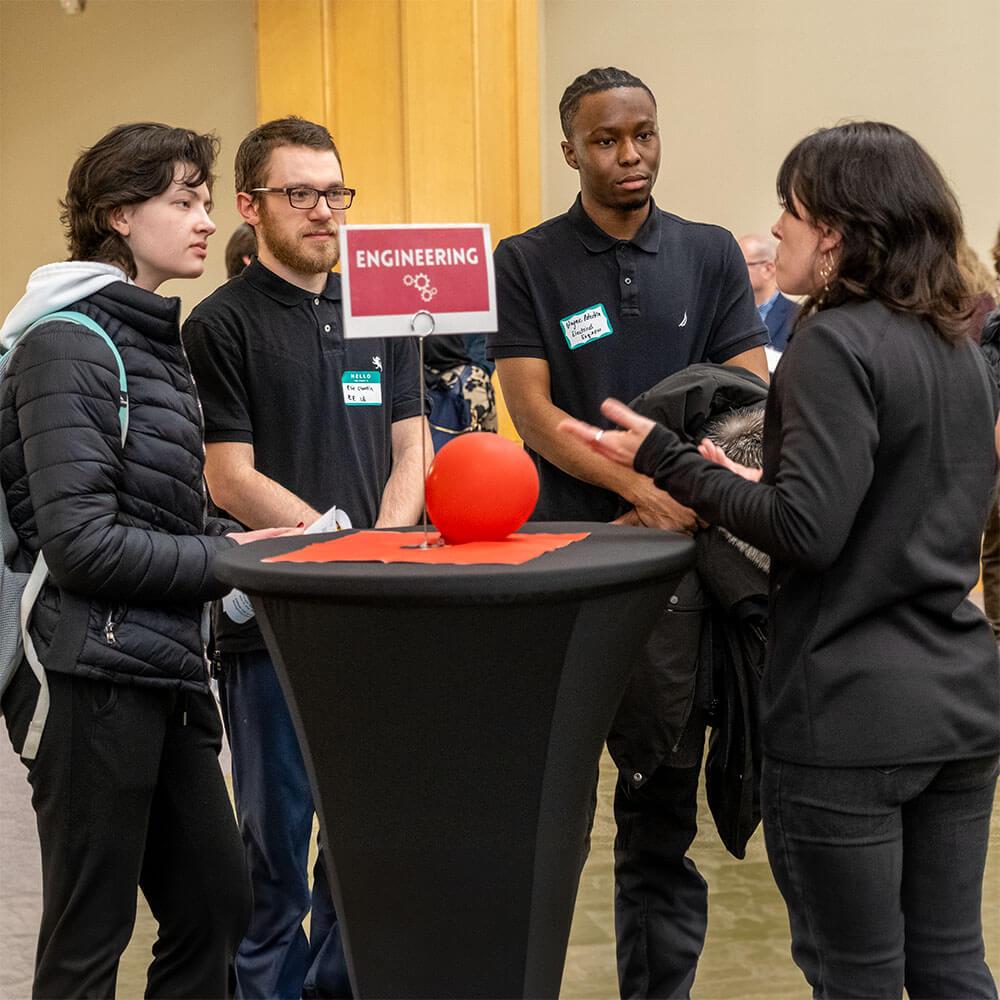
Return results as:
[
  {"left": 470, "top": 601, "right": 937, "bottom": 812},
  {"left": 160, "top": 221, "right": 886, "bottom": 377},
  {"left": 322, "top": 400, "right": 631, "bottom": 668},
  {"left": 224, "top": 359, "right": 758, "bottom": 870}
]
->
[
  {"left": 560, "top": 304, "right": 613, "bottom": 350},
  {"left": 342, "top": 371, "right": 383, "bottom": 406}
]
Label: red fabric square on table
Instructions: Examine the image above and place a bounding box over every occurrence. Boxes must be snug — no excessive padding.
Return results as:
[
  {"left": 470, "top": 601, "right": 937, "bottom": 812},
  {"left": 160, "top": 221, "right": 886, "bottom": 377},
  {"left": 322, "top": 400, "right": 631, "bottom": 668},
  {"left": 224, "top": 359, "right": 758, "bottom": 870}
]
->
[{"left": 263, "top": 531, "right": 591, "bottom": 566}]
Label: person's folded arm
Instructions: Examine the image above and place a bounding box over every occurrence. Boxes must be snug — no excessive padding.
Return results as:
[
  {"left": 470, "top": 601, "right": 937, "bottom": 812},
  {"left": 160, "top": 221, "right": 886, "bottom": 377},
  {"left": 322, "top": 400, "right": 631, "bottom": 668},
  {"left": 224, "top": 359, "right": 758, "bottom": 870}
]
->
[
  {"left": 13, "top": 327, "right": 236, "bottom": 603},
  {"left": 496, "top": 355, "right": 696, "bottom": 531},
  {"left": 633, "top": 322, "right": 878, "bottom": 571}
]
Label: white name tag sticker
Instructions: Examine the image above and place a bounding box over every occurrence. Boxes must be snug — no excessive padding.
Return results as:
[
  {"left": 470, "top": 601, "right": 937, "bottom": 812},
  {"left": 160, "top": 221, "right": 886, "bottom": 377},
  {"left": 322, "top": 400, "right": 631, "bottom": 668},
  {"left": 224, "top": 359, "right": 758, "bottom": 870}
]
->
[
  {"left": 560, "top": 304, "right": 613, "bottom": 350},
  {"left": 342, "top": 371, "right": 382, "bottom": 406}
]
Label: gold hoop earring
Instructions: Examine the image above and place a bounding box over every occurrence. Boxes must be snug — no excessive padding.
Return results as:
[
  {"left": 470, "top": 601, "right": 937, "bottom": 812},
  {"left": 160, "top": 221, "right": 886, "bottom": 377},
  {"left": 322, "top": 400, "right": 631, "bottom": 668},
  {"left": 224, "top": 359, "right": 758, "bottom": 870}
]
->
[{"left": 817, "top": 251, "right": 835, "bottom": 293}]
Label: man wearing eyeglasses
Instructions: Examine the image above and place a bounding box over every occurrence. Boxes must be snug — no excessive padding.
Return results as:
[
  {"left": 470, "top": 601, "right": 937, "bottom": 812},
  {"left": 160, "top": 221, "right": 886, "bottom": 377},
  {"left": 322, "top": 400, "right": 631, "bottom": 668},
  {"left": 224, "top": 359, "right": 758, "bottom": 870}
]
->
[
  {"left": 183, "top": 117, "right": 428, "bottom": 1000},
  {"left": 737, "top": 233, "right": 798, "bottom": 355}
]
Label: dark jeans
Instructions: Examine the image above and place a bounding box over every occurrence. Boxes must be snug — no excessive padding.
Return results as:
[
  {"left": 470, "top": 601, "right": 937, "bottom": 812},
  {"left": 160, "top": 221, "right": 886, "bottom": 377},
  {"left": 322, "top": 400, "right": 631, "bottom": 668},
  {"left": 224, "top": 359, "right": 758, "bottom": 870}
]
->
[
  {"left": 218, "top": 649, "right": 351, "bottom": 1000},
  {"left": 613, "top": 740, "right": 707, "bottom": 999},
  {"left": 2, "top": 664, "right": 250, "bottom": 1000},
  {"left": 762, "top": 754, "right": 999, "bottom": 999}
]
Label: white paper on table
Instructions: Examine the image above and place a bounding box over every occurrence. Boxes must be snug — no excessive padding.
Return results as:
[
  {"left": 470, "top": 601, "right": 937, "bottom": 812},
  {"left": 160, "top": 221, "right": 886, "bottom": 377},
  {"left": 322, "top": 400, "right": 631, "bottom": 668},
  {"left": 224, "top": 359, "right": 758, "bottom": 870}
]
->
[{"left": 221, "top": 506, "right": 354, "bottom": 623}]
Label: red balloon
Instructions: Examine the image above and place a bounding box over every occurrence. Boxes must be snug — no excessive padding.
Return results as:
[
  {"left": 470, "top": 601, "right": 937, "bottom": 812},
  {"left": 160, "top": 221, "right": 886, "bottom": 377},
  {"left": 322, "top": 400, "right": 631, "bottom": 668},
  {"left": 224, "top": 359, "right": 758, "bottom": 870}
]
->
[{"left": 425, "top": 434, "right": 539, "bottom": 544}]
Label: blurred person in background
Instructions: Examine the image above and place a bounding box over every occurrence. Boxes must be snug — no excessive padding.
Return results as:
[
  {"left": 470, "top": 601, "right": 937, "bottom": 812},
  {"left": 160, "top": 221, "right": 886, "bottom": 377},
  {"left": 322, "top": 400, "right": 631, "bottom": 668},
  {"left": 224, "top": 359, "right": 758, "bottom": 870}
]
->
[
  {"left": 226, "top": 221, "right": 256, "bottom": 278},
  {"left": 958, "top": 239, "right": 998, "bottom": 342},
  {"left": 423, "top": 333, "right": 497, "bottom": 450},
  {"left": 737, "top": 233, "right": 797, "bottom": 356},
  {"left": 975, "top": 230, "right": 1000, "bottom": 638}
]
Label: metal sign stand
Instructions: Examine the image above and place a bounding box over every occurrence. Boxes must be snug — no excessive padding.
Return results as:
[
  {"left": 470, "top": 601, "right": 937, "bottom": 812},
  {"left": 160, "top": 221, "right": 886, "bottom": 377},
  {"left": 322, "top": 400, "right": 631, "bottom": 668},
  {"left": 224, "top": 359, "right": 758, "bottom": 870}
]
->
[{"left": 410, "top": 309, "right": 442, "bottom": 550}]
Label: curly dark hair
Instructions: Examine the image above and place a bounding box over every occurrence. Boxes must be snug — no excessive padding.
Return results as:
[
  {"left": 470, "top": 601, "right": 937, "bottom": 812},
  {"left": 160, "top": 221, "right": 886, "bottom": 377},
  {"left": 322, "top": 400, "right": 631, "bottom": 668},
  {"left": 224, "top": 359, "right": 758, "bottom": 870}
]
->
[
  {"left": 558, "top": 67, "right": 655, "bottom": 139},
  {"left": 60, "top": 123, "right": 219, "bottom": 279},
  {"left": 777, "top": 121, "right": 973, "bottom": 343}
]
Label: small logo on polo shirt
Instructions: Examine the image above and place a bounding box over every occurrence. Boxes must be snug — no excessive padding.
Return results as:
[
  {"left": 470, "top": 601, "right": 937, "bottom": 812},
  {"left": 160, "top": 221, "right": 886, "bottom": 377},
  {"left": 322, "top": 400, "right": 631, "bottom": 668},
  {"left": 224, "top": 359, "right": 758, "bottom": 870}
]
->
[
  {"left": 679, "top": 311, "right": 688, "bottom": 328},
  {"left": 560, "top": 304, "right": 613, "bottom": 350},
  {"left": 372, "top": 355, "right": 383, "bottom": 371}
]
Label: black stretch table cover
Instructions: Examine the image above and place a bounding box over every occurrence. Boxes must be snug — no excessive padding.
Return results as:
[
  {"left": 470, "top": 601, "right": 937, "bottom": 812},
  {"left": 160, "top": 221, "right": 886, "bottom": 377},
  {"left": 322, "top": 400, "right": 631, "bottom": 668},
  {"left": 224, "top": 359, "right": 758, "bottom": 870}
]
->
[{"left": 217, "top": 524, "right": 695, "bottom": 999}]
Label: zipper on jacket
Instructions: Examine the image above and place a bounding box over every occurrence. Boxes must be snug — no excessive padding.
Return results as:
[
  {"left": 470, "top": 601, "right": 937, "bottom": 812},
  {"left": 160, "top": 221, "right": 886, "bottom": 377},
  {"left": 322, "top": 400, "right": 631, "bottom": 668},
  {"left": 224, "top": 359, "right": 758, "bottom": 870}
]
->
[{"left": 104, "top": 604, "right": 126, "bottom": 645}]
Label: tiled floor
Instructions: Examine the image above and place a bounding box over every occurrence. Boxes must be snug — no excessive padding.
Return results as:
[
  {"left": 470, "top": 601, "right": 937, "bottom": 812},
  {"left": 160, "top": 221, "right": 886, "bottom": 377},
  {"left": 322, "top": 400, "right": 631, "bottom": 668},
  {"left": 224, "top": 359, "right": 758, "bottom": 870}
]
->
[
  {"left": 561, "top": 750, "right": 811, "bottom": 999},
  {"left": 3, "top": 708, "right": 998, "bottom": 999}
]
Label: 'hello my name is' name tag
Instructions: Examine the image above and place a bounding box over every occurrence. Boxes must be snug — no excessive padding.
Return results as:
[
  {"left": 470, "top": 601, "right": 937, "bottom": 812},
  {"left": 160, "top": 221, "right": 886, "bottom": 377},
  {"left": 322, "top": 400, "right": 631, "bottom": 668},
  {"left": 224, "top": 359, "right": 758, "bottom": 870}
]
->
[
  {"left": 560, "top": 304, "right": 613, "bottom": 350},
  {"left": 342, "top": 371, "right": 382, "bottom": 406}
]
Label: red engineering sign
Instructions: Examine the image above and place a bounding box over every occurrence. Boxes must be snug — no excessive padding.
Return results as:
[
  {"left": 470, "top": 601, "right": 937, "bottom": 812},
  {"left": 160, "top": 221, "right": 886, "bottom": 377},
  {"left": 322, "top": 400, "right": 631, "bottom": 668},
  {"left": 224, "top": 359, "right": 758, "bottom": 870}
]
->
[{"left": 340, "top": 224, "right": 497, "bottom": 339}]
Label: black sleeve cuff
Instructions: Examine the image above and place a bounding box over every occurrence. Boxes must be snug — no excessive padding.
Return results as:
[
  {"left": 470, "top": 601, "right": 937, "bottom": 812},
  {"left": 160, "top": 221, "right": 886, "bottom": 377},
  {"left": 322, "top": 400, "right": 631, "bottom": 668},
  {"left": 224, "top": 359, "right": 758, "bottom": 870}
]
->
[{"left": 634, "top": 423, "right": 680, "bottom": 478}]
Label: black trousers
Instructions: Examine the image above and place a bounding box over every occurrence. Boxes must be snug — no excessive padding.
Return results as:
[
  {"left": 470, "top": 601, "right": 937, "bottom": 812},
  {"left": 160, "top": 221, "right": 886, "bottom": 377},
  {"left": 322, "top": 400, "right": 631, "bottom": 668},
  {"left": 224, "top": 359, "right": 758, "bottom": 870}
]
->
[
  {"left": 3, "top": 664, "right": 251, "bottom": 999},
  {"left": 613, "top": 738, "right": 707, "bottom": 1000}
]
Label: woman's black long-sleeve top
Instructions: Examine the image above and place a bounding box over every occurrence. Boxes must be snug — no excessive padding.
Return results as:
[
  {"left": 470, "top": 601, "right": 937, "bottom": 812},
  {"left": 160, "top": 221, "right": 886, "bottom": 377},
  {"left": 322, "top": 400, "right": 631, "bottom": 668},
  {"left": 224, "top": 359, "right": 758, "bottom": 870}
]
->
[{"left": 634, "top": 300, "right": 1000, "bottom": 766}]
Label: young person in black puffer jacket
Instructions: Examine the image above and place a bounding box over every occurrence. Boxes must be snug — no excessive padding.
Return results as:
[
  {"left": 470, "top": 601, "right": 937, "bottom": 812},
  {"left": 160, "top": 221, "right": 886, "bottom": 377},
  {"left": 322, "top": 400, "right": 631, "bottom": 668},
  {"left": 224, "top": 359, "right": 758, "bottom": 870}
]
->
[{"left": 0, "top": 123, "right": 293, "bottom": 1000}]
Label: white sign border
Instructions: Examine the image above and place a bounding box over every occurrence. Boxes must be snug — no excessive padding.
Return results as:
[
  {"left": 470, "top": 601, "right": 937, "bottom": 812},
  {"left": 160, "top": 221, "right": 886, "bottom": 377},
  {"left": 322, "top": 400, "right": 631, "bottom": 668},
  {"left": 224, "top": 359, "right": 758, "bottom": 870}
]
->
[{"left": 340, "top": 222, "right": 497, "bottom": 339}]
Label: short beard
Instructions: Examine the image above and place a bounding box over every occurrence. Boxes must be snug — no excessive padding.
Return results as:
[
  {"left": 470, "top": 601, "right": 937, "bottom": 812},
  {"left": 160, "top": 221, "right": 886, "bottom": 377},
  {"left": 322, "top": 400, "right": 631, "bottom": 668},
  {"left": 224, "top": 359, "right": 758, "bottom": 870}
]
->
[
  {"left": 257, "top": 202, "right": 340, "bottom": 276},
  {"left": 615, "top": 193, "right": 651, "bottom": 214}
]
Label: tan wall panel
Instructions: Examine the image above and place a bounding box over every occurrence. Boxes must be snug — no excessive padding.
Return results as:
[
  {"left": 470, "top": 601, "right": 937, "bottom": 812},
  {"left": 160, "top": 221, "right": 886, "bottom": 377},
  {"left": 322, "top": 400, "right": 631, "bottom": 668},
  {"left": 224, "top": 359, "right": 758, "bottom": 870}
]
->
[
  {"left": 327, "top": 0, "right": 407, "bottom": 224},
  {"left": 399, "top": 0, "right": 478, "bottom": 222},
  {"left": 256, "top": 0, "right": 326, "bottom": 125},
  {"left": 0, "top": 0, "right": 257, "bottom": 320},
  {"left": 513, "top": 0, "right": 541, "bottom": 233},
  {"left": 474, "top": 0, "right": 520, "bottom": 241}
]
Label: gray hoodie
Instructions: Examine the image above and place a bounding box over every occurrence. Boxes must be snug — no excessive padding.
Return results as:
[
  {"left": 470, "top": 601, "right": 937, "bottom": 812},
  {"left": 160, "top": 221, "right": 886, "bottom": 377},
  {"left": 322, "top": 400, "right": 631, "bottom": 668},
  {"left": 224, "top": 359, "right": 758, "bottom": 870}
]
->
[{"left": 0, "top": 261, "right": 127, "bottom": 350}]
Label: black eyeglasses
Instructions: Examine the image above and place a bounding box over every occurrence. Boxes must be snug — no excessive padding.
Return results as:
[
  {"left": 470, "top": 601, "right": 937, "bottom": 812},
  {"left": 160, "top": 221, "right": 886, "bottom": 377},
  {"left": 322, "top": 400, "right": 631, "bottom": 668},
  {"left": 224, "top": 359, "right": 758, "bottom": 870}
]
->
[{"left": 249, "top": 186, "right": 357, "bottom": 210}]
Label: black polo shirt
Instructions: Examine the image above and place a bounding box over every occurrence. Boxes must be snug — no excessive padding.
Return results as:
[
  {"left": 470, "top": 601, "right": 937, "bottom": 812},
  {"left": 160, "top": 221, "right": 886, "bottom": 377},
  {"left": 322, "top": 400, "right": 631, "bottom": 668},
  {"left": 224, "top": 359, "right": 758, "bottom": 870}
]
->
[
  {"left": 183, "top": 260, "right": 423, "bottom": 651},
  {"left": 488, "top": 196, "right": 767, "bottom": 521}
]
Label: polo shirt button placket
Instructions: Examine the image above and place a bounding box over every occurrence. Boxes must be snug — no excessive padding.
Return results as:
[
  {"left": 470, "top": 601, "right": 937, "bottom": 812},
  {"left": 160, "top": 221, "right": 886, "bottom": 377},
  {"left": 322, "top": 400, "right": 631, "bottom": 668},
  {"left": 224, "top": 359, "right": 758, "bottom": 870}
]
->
[{"left": 618, "top": 244, "right": 638, "bottom": 315}]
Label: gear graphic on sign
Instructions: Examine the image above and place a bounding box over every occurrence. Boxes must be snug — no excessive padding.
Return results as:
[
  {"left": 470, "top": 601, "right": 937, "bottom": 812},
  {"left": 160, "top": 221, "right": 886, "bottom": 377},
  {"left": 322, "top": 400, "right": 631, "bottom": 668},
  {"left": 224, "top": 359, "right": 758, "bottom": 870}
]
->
[{"left": 403, "top": 272, "right": 438, "bottom": 303}]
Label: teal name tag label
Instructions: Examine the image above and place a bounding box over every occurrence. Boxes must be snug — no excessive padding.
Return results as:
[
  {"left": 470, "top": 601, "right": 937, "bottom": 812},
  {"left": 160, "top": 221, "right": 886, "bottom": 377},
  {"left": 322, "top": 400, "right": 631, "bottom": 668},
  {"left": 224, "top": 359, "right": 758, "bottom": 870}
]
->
[
  {"left": 342, "top": 371, "right": 382, "bottom": 406},
  {"left": 560, "top": 304, "right": 614, "bottom": 350}
]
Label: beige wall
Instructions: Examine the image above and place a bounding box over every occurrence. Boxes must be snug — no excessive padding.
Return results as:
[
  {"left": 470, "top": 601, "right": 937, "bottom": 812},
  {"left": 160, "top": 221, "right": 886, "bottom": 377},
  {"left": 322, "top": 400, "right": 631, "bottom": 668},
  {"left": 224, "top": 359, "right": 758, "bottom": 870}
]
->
[
  {"left": 3, "top": 0, "right": 997, "bottom": 321},
  {"left": 0, "top": 0, "right": 256, "bottom": 319},
  {"left": 541, "top": 0, "right": 1000, "bottom": 266}
]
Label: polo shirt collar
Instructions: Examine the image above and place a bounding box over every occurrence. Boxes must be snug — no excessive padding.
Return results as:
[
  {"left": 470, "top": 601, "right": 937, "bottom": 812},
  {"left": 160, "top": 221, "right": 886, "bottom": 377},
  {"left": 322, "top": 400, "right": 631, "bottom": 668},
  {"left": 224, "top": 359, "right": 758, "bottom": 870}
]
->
[
  {"left": 241, "top": 258, "right": 342, "bottom": 306},
  {"left": 567, "top": 194, "right": 662, "bottom": 254}
]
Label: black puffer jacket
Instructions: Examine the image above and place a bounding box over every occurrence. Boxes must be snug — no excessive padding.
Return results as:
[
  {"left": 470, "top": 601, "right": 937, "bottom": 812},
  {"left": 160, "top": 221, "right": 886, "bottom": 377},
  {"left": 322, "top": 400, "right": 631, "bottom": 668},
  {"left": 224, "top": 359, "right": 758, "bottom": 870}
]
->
[{"left": 0, "top": 281, "right": 237, "bottom": 690}]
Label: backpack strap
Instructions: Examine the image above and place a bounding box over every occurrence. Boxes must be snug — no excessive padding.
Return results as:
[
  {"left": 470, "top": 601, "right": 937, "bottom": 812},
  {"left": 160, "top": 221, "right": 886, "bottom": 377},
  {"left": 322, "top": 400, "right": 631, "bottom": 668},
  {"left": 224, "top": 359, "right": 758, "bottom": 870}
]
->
[
  {"left": 18, "top": 553, "right": 50, "bottom": 760},
  {"left": 23, "top": 310, "right": 129, "bottom": 445},
  {"left": 6, "top": 310, "right": 129, "bottom": 759}
]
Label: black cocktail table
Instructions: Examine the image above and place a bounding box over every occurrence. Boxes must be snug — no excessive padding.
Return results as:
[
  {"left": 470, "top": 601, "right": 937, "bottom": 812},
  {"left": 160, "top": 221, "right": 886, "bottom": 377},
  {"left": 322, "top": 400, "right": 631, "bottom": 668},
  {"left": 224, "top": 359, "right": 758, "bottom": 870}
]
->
[{"left": 216, "top": 523, "right": 695, "bottom": 998}]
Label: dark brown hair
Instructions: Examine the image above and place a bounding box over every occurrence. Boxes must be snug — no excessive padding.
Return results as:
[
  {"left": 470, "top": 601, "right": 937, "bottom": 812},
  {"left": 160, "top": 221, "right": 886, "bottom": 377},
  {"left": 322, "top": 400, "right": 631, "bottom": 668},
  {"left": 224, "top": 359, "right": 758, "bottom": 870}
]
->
[
  {"left": 60, "top": 123, "right": 218, "bottom": 278},
  {"left": 558, "top": 67, "right": 656, "bottom": 139},
  {"left": 777, "top": 121, "right": 973, "bottom": 342},
  {"left": 225, "top": 222, "right": 256, "bottom": 278},
  {"left": 234, "top": 116, "right": 342, "bottom": 195},
  {"left": 992, "top": 224, "right": 1000, "bottom": 281}
]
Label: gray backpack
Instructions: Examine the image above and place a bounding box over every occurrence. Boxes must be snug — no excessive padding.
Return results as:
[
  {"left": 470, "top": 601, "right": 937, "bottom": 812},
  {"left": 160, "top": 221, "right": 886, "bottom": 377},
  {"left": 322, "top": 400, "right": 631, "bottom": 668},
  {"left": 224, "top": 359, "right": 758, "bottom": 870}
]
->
[{"left": 0, "top": 310, "right": 128, "bottom": 760}]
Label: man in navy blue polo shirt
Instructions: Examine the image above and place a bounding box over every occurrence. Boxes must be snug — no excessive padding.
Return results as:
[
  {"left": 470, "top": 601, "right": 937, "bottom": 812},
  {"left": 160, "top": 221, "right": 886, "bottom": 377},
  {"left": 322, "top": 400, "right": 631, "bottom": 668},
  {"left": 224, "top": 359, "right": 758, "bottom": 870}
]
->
[{"left": 488, "top": 68, "right": 768, "bottom": 998}]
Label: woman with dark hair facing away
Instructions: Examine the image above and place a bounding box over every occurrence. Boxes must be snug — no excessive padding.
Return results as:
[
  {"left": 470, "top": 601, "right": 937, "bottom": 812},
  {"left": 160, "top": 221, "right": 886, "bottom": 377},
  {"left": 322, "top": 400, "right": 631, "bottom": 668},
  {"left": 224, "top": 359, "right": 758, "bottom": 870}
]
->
[
  {"left": 562, "top": 121, "right": 999, "bottom": 998},
  {"left": 0, "top": 123, "right": 294, "bottom": 999}
]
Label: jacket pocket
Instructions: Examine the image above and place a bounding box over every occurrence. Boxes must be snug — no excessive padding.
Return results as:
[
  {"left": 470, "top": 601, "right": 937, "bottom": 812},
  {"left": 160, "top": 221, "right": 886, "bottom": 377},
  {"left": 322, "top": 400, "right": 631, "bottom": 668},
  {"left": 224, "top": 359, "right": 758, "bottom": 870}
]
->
[{"left": 87, "top": 677, "right": 118, "bottom": 716}]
